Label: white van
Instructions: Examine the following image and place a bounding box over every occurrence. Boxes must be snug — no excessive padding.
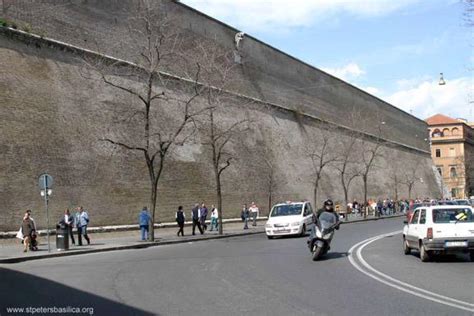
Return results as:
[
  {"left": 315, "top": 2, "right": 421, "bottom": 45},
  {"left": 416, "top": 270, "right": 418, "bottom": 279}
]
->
[{"left": 265, "top": 201, "right": 315, "bottom": 239}]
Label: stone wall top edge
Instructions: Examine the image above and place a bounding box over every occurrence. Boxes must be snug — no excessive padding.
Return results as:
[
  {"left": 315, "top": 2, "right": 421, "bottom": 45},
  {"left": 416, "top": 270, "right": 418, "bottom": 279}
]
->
[
  {"left": 173, "top": 0, "right": 428, "bottom": 127},
  {"left": 0, "top": 26, "right": 430, "bottom": 156}
]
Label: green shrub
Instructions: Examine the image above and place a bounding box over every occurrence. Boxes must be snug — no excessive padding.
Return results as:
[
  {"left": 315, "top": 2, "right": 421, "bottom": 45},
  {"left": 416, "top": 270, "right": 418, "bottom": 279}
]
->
[{"left": 0, "top": 18, "right": 8, "bottom": 27}]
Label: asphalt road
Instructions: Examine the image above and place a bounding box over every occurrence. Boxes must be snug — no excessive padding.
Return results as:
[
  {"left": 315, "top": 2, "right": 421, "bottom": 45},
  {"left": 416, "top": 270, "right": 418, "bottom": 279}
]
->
[{"left": 1, "top": 217, "right": 472, "bottom": 316}]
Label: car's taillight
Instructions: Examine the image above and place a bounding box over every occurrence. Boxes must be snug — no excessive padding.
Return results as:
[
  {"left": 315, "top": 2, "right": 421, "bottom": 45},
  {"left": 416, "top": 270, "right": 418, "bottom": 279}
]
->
[{"left": 427, "top": 227, "right": 433, "bottom": 239}]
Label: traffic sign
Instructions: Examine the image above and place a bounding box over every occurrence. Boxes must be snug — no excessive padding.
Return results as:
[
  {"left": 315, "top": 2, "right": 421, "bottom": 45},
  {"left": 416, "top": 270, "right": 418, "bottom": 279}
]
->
[{"left": 39, "top": 173, "right": 53, "bottom": 190}]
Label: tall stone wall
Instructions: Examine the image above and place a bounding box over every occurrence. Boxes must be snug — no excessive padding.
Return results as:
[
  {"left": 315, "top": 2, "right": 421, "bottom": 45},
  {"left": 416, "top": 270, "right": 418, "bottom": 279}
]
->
[{"left": 0, "top": 1, "right": 441, "bottom": 231}]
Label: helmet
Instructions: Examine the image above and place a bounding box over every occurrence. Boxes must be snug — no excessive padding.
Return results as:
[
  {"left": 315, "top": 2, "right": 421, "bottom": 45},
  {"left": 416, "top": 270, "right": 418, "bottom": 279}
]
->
[{"left": 324, "top": 199, "right": 334, "bottom": 207}]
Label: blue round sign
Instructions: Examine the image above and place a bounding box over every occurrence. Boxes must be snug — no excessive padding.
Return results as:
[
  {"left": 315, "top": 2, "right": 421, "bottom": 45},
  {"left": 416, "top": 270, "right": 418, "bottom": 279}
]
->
[{"left": 38, "top": 174, "right": 53, "bottom": 190}]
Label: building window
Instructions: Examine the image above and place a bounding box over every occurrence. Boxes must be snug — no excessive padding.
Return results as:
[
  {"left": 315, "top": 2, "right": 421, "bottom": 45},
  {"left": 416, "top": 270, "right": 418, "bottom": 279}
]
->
[
  {"left": 452, "top": 127, "right": 459, "bottom": 136},
  {"left": 432, "top": 129, "right": 443, "bottom": 137},
  {"left": 449, "top": 148, "right": 455, "bottom": 157},
  {"left": 450, "top": 167, "right": 457, "bottom": 178},
  {"left": 436, "top": 167, "right": 442, "bottom": 176},
  {"left": 451, "top": 188, "right": 458, "bottom": 198},
  {"left": 435, "top": 149, "right": 441, "bottom": 157}
]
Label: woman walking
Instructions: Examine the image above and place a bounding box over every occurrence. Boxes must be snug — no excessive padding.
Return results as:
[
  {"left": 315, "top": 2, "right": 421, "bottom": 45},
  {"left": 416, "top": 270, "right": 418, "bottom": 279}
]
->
[
  {"left": 21, "top": 212, "right": 35, "bottom": 253},
  {"left": 210, "top": 205, "right": 218, "bottom": 231}
]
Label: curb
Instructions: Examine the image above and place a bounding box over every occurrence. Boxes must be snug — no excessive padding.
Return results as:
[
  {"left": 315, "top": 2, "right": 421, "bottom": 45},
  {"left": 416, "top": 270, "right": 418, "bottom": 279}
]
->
[
  {"left": 0, "top": 217, "right": 269, "bottom": 239},
  {"left": 0, "top": 215, "right": 404, "bottom": 264},
  {"left": 0, "top": 230, "right": 265, "bottom": 264}
]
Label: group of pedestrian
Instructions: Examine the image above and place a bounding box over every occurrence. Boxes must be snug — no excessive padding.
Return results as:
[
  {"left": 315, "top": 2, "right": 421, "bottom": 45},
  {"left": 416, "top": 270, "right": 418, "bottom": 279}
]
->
[
  {"left": 241, "top": 202, "right": 259, "bottom": 229},
  {"left": 59, "top": 206, "right": 91, "bottom": 246},
  {"left": 17, "top": 206, "right": 91, "bottom": 253},
  {"left": 177, "top": 203, "right": 218, "bottom": 236}
]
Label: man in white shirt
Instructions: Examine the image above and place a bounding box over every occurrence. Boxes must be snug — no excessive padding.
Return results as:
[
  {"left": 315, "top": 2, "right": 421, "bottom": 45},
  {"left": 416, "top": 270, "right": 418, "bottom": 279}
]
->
[{"left": 249, "top": 202, "right": 259, "bottom": 226}]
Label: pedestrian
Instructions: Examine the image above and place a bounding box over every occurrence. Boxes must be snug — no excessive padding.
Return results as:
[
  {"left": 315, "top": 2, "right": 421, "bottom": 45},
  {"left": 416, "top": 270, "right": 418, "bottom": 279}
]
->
[
  {"left": 176, "top": 206, "right": 185, "bottom": 236},
  {"left": 241, "top": 204, "right": 250, "bottom": 229},
  {"left": 25, "top": 209, "right": 38, "bottom": 251},
  {"left": 249, "top": 202, "right": 259, "bottom": 226},
  {"left": 21, "top": 211, "right": 35, "bottom": 253},
  {"left": 377, "top": 199, "right": 383, "bottom": 217},
  {"left": 75, "top": 206, "right": 90, "bottom": 246},
  {"left": 191, "top": 203, "right": 203, "bottom": 235},
  {"left": 138, "top": 206, "right": 151, "bottom": 241},
  {"left": 60, "top": 208, "right": 75, "bottom": 245},
  {"left": 210, "top": 205, "right": 218, "bottom": 231},
  {"left": 200, "top": 203, "right": 208, "bottom": 231}
]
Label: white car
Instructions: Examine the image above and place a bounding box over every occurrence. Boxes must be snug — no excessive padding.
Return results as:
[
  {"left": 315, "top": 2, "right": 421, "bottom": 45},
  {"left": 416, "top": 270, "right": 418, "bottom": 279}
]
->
[
  {"left": 402, "top": 205, "right": 474, "bottom": 262},
  {"left": 265, "top": 201, "right": 315, "bottom": 239}
]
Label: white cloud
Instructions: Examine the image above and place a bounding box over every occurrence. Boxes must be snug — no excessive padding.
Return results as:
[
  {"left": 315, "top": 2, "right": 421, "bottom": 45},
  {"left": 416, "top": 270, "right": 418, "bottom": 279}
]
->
[
  {"left": 321, "top": 62, "right": 365, "bottom": 81},
  {"left": 363, "top": 86, "right": 380, "bottom": 96},
  {"left": 181, "top": 0, "right": 420, "bottom": 32},
  {"left": 385, "top": 76, "right": 472, "bottom": 120}
]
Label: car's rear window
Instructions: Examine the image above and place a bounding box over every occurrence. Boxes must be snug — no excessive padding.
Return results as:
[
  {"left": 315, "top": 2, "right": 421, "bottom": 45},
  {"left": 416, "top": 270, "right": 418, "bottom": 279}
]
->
[
  {"left": 270, "top": 204, "right": 303, "bottom": 217},
  {"left": 432, "top": 208, "right": 474, "bottom": 223}
]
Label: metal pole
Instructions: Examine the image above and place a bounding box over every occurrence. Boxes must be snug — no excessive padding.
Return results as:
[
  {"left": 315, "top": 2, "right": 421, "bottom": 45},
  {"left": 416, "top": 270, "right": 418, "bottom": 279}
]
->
[{"left": 44, "top": 176, "right": 50, "bottom": 253}]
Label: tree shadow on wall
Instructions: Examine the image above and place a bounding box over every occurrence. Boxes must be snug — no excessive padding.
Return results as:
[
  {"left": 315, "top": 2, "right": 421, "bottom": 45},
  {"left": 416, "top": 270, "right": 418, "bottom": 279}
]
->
[{"left": 0, "top": 268, "right": 156, "bottom": 316}]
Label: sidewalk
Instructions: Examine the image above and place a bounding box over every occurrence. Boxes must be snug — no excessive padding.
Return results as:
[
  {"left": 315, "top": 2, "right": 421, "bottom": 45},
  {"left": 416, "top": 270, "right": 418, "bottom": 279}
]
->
[{"left": 0, "top": 214, "right": 403, "bottom": 264}]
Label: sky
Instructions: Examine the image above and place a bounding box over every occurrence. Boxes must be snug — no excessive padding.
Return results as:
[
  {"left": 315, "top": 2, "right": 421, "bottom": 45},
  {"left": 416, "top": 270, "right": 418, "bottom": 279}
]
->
[{"left": 181, "top": 0, "right": 473, "bottom": 121}]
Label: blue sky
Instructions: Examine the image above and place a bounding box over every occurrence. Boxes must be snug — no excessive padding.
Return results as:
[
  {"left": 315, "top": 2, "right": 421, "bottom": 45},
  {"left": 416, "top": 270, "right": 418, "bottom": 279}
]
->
[{"left": 181, "top": 0, "right": 473, "bottom": 121}]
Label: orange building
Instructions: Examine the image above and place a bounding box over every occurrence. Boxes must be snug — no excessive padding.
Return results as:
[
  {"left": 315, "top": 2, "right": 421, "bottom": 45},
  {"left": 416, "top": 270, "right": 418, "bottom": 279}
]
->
[{"left": 425, "top": 114, "right": 474, "bottom": 198}]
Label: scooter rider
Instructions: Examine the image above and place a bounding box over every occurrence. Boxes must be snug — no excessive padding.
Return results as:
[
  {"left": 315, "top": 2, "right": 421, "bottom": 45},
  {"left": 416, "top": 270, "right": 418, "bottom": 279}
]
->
[{"left": 308, "top": 199, "right": 340, "bottom": 245}]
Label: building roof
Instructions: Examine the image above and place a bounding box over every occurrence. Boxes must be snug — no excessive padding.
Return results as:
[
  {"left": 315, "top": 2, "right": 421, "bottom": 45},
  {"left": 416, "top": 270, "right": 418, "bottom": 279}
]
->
[{"left": 425, "top": 114, "right": 461, "bottom": 126}]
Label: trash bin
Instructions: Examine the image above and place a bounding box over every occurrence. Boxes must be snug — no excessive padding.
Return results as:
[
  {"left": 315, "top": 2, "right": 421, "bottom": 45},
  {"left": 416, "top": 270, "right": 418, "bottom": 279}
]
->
[{"left": 56, "top": 224, "right": 69, "bottom": 251}]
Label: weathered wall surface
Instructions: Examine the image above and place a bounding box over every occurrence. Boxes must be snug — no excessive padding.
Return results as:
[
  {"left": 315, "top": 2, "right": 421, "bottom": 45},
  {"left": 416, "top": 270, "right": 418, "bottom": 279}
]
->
[
  {"left": 0, "top": 1, "right": 440, "bottom": 231},
  {"left": 1, "top": 0, "right": 430, "bottom": 150}
]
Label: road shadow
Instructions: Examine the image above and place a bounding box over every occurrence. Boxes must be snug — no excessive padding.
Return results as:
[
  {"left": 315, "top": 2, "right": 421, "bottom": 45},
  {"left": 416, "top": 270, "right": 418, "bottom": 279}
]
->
[
  {"left": 408, "top": 251, "right": 471, "bottom": 263},
  {"left": 318, "top": 252, "right": 349, "bottom": 261},
  {"left": 0, "top": 268, "right": 156, "bottom": 315}
]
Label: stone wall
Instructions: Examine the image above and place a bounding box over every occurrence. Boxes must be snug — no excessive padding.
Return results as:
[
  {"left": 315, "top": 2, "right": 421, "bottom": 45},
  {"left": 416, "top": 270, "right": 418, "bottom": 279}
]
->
[{"left": 0, "top": 1, "right": 441, "bottom": 231}]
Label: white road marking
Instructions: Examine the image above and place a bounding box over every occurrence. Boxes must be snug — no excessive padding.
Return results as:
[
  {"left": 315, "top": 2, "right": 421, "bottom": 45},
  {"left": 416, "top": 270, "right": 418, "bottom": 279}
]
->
[{"left": 348, "top": 231, "right": 474, "bottom": 313}]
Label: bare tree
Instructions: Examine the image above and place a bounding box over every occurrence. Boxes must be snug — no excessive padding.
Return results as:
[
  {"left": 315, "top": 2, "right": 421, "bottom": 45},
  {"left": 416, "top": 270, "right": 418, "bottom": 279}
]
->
[
  {"left": 334, "top": 132, "right": 361, "bottom": 219},
  {"left": 249, "top": 129, "right": 287, "bottom": 216},
  {"left": 82, "top": 3, "right": 203, "bottom": 241},
  {"left": 305, "top": 126, "right": 339, "bottom": 207},
  {"left": 401, "top": 158, "right": 422, "bottom": 200},
  {"left": 359, "top": 120, "right": 386, "bottom": 217},
  {"left": 388, "top": 161, "right": 404, "bottom": 201},
  {"left": 195, "top": 42, "right": 251, "bottom": 234}
]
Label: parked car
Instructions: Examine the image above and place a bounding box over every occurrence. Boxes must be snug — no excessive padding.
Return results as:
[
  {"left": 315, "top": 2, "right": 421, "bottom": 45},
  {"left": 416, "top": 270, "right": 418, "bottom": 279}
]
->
[
  {"left": 437, "top": 200, "right": 458, "bottom": 205},
  {"left": 265, "top": 201, "right": 315, "bottom": 239},
  {"left": 455, "top": 199, "right": 470, "bottom": 206},
  {"left": 406, "top": 203, "right": 423, "bottom": 222},
  {"left": 402, "top": 205, "right": 474, "bottom": 262}
]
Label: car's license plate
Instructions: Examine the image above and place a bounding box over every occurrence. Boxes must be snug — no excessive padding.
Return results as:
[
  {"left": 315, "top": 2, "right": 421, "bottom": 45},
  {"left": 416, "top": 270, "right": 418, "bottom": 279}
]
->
[
  {"left": 276, "top": 229, "right": 290, "bottom": 233},
  {"left": 445, "top": 241, "right": 468, "bottom": 247}
]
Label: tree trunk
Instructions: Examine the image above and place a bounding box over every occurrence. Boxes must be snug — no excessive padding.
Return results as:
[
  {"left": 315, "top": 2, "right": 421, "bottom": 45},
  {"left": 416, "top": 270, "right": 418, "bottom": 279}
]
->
[
  {"left": 268, "top": 174, "right": 273, "bottom": 216},
  {"left": 313, "top": 176, "right": 320, "bottom": 209},
  {"left": 149, "top": 180, "right": 158, "bottom": 241},
  {"left": 217, "top": 175, "right": 223, "bottom": 235},
  {"left": 341, "top": 175, "right": 349, "bottom": 221},
  {"left": 363, "top": 174, "right": 368, "bottom": 218}
]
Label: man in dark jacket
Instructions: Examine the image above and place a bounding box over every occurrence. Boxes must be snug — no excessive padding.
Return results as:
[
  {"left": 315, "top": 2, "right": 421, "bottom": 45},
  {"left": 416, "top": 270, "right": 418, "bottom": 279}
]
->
[
  {"left": 308, "top": 199, "right": 340, "bottom": 245},
  {"left": 176, "top": 206, "right": 185, "bottom": 236},
  {"left": 200, "top": 203, "right": 208, "bottom": 231},
  {"left": 191, "top": 204, "right": 203, "bottom": 235}
]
